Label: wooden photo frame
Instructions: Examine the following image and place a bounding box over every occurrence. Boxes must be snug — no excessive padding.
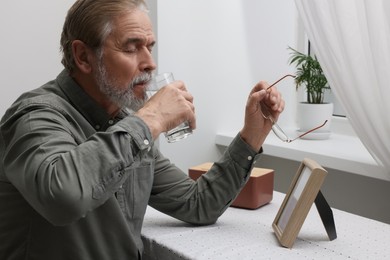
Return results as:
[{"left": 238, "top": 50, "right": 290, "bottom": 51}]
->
[{"left": 272, "top": 158, "right": 328, "bottom": 248}]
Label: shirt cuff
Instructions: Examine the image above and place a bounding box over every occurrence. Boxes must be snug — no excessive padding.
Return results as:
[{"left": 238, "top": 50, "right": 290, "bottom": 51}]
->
[
  {"left": 113, "top": 115, "right": 153, "bottom": 152},
  {"left": 225, "top": 133, "right": 262, "bottom": 172}
]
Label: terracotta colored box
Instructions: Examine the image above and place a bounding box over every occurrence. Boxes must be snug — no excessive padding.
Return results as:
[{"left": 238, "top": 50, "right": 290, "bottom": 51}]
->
[{"left": 188, "top": 162, "right": 274, "bottom": 209}]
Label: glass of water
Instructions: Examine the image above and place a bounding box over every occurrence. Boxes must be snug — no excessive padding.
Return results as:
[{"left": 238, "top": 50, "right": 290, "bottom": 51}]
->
[{"left": 148, "top": 72, "right": 193, "bottom": 143}]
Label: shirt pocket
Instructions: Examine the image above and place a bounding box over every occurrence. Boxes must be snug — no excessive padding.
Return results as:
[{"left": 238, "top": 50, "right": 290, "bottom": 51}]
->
[{"left": 122, "top": 163, "right": 154, "bottom": 220}]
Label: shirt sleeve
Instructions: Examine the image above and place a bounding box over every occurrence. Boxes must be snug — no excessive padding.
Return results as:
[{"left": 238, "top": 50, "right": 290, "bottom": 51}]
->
[
  {"left": 149, "top": 133, "right": 262, "bottom": 225},
  {"left": 1, "top": 103, "right": 153, "bottom": 226}
]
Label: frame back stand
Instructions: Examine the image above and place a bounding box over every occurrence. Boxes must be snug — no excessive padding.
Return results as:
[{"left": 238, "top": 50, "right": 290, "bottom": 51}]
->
[{"left": 315, "top": 190, "right": 337, "bottom": 241}]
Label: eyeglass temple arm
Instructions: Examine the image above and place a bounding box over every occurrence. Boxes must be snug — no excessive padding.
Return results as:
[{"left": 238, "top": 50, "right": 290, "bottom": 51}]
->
[
  {"left": 287, "top": 120, "right": 328, "bottom": 143},
  {"left": 267, "top": 74, "right": 296, "bottom": 91}
]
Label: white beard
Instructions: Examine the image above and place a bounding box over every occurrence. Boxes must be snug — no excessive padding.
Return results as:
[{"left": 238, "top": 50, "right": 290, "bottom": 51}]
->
[{"left": 94, "top": 60, "right": 152, "bottom": 111}]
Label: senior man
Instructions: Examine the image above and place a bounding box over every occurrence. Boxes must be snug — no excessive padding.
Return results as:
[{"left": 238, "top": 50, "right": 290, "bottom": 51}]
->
[{"left": 0, "top": 0, "right": 284, "bottom": 259}]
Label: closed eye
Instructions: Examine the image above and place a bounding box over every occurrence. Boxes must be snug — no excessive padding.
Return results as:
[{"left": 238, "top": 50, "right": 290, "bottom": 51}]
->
[{"left": 122, "top": 38, "right": 155, "bottom": 54}]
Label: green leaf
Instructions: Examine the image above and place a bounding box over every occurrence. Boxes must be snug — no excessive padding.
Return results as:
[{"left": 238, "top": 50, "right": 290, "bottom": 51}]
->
[{"left": 287, "top": 46, "right": 329, "bottom": 104}]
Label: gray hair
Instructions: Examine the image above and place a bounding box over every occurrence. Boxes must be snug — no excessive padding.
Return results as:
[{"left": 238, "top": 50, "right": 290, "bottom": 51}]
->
[{"left": 60, "top": 0, "right": 148, "bottom": 73}]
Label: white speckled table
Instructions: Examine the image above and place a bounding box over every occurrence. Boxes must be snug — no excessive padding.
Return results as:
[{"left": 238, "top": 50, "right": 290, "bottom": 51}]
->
[{"left": 141, "top": 191, "right": 390, "bottom": 260}]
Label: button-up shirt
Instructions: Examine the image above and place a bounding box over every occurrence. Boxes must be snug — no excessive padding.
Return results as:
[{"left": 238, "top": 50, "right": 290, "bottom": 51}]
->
[{"left": 0, "top": 70, "right": 261, "bottom": 260}]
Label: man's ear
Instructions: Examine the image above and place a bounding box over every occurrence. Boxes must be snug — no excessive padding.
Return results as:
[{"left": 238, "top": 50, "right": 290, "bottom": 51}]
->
[{"left": 71, "top": 40, "right": 95, "bottom": 74}]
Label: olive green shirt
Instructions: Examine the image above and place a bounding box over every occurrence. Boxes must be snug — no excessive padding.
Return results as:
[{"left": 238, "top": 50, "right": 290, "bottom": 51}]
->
[{"left": 0, "top": 70, "right": 261, "bottom": 260}]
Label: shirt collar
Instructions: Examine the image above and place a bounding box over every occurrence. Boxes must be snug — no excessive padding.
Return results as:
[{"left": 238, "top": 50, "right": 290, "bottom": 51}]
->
[{"left": 56, "top": 70, "right": 128, "bottom": 131}]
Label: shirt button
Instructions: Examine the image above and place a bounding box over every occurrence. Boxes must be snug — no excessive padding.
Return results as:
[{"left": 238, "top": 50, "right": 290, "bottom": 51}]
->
[
  {"left": 247, "top": 156, "right": 253, "bottom": 161},
  {"left": 95, "top": 125, "right": 101, "bottom": 130},
  {"left": 144, "top": 139, "right": 150, "bottom": 146},
  {"left": 108, "top": 120, "right": 114, "bottom": 125}
]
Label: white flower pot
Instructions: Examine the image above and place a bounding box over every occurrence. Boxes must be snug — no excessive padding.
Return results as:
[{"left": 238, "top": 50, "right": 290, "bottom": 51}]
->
[{"left": 296, "top": 102, "right": 333, "bottom": 139}]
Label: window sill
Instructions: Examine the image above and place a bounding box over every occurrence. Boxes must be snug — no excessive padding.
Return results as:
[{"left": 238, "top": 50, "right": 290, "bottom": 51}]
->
[{"left": 215, "top": 129, "right": 388, "bottom": 181}]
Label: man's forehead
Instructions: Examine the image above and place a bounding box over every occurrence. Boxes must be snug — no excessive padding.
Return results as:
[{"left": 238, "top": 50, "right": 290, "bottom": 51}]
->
[{"left": 111, "top": 10, "right": 155, "bottom": 41}]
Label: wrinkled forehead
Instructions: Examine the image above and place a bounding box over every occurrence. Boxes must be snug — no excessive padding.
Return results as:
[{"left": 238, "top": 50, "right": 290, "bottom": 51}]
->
[{"left": 109, "top": 8, "right": 155, "bottom": 44}]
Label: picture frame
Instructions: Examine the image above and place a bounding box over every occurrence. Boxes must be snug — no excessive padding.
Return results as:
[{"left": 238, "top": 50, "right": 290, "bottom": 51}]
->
[{"left": 272, "top": 158, "right": 328, "bottom": 248}]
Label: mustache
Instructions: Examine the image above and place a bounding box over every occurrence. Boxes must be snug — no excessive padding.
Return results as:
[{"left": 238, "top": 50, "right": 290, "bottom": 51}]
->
[{"left": 130, "top": 72, "right": 153, "bottom": 88}]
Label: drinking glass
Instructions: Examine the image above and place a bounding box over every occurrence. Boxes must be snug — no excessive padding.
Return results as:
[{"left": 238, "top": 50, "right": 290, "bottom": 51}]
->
[{"left": 148, "top": 72, "right": 193, "bottom": 143}]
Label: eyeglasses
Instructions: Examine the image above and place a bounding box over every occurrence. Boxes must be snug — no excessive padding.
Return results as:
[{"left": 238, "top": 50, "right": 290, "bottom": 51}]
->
[{"left": 261, "top": 74, "right": 328, "bottom": 143}]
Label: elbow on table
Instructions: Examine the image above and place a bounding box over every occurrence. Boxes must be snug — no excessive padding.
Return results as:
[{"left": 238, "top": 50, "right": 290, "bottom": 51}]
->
[
  {"left": 183, "top": 205, "right": 226, "bottom": 226},
  {"left": 188, "top": 218, "right": 218, "bottom": 226}
]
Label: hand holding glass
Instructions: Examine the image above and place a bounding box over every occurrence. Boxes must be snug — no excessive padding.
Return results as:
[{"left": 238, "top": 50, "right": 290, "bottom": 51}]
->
[{"left": 148, "top": 72, "right": 193, "bottom": 143}]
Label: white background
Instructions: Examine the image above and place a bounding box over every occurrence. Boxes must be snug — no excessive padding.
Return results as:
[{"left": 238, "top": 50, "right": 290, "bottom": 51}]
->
[{"left": 156, "top": 0, "right": 297, "bottom": 171}]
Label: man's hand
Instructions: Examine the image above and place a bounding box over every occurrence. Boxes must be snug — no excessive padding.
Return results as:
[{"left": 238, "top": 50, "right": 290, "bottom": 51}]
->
[
  {"left": 240, "top": 81, "right": 285, "bottom": 152},
  {"left": 135, "top": 81, "right": 196, "bottom": 140}
]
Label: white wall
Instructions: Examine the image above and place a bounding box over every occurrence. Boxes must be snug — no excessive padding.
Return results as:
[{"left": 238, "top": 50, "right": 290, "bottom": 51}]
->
[
  {"left": 0, "top": 1, "right": 75, "bottom": 114},
  {"left": 0, "top": 0, "right": 297, "bottom": 174},
  {"left": 156, "top": 0, "right": 297, "bottom": 172}
]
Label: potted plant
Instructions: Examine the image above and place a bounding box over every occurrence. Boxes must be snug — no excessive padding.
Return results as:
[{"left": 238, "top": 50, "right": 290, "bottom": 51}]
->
[{"left": 288, "top": 47, "right": 333, "bottom": 139}]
